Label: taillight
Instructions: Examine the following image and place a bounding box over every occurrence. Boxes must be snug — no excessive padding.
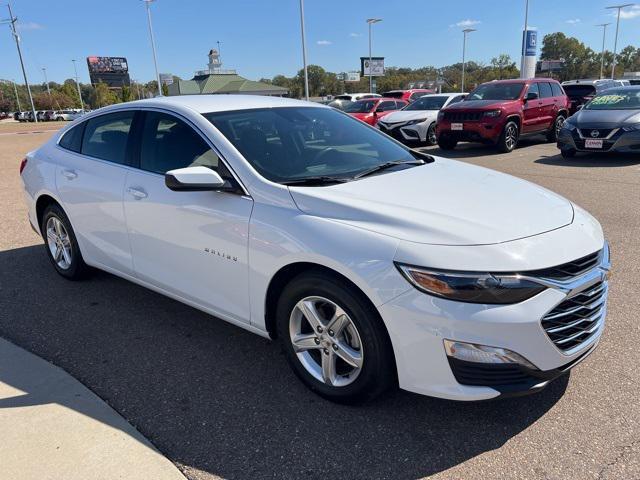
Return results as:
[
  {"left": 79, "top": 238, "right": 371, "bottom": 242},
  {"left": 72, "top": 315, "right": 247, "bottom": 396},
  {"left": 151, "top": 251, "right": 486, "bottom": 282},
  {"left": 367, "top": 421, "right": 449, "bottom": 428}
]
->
[{"left": 19, "top": 158, "right": 28, "bottom": 175}]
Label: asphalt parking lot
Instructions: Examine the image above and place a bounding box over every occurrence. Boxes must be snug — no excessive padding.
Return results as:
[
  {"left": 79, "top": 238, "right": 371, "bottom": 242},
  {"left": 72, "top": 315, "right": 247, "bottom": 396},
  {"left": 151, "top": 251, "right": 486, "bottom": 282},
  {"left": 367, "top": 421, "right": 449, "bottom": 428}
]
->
[{"left": 0, "top": 121, "right": 638, "bottom": 480}]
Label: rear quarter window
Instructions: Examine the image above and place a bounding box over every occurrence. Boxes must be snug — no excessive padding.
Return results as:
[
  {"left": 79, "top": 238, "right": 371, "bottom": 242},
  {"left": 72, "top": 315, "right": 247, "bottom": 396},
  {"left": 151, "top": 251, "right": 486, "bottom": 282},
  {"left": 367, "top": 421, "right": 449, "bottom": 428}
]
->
[{"left": 58, "top": 123, "right": 85, "bottom": 153}]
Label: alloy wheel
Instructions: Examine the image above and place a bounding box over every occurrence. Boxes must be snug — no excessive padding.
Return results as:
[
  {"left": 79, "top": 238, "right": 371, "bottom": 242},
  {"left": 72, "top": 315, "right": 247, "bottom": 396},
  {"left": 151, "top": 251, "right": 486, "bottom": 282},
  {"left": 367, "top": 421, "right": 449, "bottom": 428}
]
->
[
  {"left": 427, "top": 124, "right": 437, "bottom": 145},
  {"left": 556, "top": 116, "right": 565, "bottom": 137},
  {"left": 505, "top": 124, "right": 518, "bottom": 150},
  {"left": 289, "top": 296, "right": 364, "bottom": 387},
  {"left": 46, "top": 216, "right": 72, "bottom": 270}
]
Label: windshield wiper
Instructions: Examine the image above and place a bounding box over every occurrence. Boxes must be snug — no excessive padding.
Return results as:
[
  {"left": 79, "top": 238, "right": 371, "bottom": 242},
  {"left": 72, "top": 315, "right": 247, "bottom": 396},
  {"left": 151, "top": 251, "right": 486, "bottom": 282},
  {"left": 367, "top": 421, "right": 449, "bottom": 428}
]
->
[
  {"left": 281, "top": 176, "right": 350, "bottom": 186},
  {"left": 353, "top": 159, "right": 425, "bottom": 180}
]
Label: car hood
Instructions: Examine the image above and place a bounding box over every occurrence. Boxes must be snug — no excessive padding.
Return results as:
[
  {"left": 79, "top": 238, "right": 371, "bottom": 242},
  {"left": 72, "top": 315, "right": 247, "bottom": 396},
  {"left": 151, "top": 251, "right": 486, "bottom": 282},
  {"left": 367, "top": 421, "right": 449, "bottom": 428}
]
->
[
  {"left": 289, "top": 157, "right": 574, "bottom": 246},
  {"left": 571, "top": 108, "right": 640, "bottom": 126},
  {"left": 445, "top": 99, "right": 517, "bottom": 110},
  {"left": 378, "top": 110, "right": 438, "bottom": 124}
]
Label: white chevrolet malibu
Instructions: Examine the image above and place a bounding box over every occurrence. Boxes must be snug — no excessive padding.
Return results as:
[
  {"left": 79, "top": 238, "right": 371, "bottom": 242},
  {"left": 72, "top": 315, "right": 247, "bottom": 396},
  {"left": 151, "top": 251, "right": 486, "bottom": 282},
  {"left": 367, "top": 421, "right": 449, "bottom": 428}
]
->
[{"left": 20, "top": 95, "right": 610, "bottom": 403}]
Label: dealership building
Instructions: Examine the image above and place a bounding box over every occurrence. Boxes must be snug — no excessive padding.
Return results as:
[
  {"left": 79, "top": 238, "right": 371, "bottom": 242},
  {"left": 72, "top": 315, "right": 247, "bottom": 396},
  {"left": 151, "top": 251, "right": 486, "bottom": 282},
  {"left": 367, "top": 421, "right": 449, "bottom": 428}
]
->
[{"left": 167, "top": 49, "right": 288, "bottom": 97}]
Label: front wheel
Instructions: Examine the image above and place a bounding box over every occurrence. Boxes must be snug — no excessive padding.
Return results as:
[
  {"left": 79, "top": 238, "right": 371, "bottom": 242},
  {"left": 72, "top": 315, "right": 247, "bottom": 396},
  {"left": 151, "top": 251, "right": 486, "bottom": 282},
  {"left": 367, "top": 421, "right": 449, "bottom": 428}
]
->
[
  {"left": 547, "top": 114, "right": 566, "bottom": 142},
  {"left": 437, "top": 135, "right": 458, "bottom": 150},
  {"left": 425, "top": 122, "right": 437, "bottom": 146},
  {"left": 497, "top": 121, "right": 519, "bottom": 153},
  {"left": 276, "top": 271, "right": 395, "bottom": 404},
  {"left": 561, "top": 148, "right": 576, "bottom": 159}
]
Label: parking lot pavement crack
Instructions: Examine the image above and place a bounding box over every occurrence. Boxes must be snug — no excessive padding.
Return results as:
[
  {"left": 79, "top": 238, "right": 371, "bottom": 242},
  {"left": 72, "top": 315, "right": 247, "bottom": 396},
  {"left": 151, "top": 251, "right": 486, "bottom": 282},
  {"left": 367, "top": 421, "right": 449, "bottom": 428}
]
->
[{"left": 596, "top": 438, "right": 640, "bottom": 480}]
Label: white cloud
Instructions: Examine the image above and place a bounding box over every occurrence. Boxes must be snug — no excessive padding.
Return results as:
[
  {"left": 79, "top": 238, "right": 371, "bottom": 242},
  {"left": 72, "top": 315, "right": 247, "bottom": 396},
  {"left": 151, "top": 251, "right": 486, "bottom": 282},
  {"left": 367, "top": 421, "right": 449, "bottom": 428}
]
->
[
  {"left": 316, "top": 40, "right": 332, "bottom": 45},
  {"left": 450, "top": 19, "right": 481, "bottom": 28},
  {"left": 349, "top": 32, "right": 361, "bottom": 37},
  {"left": 566, "top": 18, "right": 581, "bottom": 25},
  {"left": 16, "top": 21, "right": 43, "bottom": 31},
  {"left": 619, "top": 5, "right": 640, "bottom": 19}
]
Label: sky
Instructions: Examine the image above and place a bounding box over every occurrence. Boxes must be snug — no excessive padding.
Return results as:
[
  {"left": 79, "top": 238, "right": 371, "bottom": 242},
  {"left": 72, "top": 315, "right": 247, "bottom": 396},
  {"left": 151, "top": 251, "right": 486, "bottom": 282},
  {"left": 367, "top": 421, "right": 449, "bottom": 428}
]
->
[{"left": 1, "top": 0, "right": 639, "bottom": 85}]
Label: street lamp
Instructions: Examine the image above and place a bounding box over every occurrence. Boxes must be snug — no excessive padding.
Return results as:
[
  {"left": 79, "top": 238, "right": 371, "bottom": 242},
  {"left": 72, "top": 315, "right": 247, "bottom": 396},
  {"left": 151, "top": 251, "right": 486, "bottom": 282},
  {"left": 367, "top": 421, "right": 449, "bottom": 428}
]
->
[
  {"left": 461, "top": 28, "right": 476, "bottom": 93},
  {"left": 72, "top": 59, "right": 85, "bottom": 111},
  {"left": 606, "top": 4, "right": 634, "bottom": 79},
  {"left": 520, "top": 0, "right": 530, "bottom": 78},
  {"left": 366, "top": 18, "right": 382, "bottom": 94},
  {"left": 12, "top": 79, "right": 21, "bottom": 112},
  {"left": 142, "top": 0, "right": 162, "bottom": 96},
  {"left": 2, "top": 2, "right": 37, "bottom": 122},
  {"left": 298, "top": 0, "right": 309, "bottom": 100},
  {"left": 42, "top": 67, "right": 51, "bottom": 96},
  {"left": 596, "top": 23, "right": 611, "bottom": 79}
]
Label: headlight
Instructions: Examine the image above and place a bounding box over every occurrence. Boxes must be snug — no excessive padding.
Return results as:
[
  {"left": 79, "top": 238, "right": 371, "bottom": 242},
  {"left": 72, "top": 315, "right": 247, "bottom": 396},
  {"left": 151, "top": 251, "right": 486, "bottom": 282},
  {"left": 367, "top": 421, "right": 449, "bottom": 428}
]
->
[
  {"left": 405, "top": 118, "right": 427, "bottom": 126},
  {"left": 622, "top": 123, "right": 640, "bottom": 132},
  {"left": 483, "top": 109, "right": 502, "bottom": 118},
  {"left": 563, "top": 120, "right": 577, "bottom": 131},
  {"left": 437, "top": 111, "right": 445, "bottom": 121},
  {"left": 396, "top": 264, "right": 546, "bottom": 304}
]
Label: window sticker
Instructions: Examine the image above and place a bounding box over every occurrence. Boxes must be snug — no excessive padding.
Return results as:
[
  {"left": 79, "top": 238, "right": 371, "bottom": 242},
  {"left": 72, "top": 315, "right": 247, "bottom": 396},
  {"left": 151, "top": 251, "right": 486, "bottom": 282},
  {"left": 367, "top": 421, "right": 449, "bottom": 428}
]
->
[{"left": 590, "top": 95, "right": 625, "bottom": 106}]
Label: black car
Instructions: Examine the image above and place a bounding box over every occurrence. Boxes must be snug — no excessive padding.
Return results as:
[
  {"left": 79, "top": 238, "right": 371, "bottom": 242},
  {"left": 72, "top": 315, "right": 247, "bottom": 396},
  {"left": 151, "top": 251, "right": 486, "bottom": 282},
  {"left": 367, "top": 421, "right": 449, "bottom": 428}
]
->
[
  {"left": 562, "top": 79, "right": 618, "bottom": 115},
  {"left": 557, "top": 86, "right": 640, "bottom": 158}
]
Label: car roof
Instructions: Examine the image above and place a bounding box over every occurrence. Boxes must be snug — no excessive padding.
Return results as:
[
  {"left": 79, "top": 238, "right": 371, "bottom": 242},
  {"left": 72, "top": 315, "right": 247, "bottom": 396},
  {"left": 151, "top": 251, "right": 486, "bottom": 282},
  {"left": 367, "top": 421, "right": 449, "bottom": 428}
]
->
[
  {"left": 354, "top": 97, "right": 398, "bottom": 102},
  {"left": 107, "top": 94, "right": 324, "bottom": 114}
]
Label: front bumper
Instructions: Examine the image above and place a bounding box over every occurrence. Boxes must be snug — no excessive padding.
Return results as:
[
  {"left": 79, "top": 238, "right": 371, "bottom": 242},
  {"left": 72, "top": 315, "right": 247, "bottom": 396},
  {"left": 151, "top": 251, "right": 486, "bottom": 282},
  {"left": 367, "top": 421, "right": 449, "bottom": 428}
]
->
[
  {"left": 378, "top": 121, "right": 429, "bottom": 143},
  {"left": 379, "top": 245, "right": 610, "bottom": 401},
  {"left": 558, "top": 126, "right": 640, "bottom": 153},
  {"left": 437, "top": 119, "right": 503, "bottom": 144}
]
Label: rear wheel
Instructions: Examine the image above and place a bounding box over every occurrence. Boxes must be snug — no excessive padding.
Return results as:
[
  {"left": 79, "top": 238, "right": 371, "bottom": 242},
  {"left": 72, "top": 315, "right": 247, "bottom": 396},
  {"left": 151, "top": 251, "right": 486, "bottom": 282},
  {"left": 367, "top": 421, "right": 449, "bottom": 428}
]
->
[
  {"left": 547, "top": 114, "right": 566, "bottom": 142},
  {"left": 276, "top": 271, "right": 395, "bottom": 404},
  {"left": 497, "top": 121, "right": 519, "bottom": 153},
  {"left": 437, "top": 135, "right": 458, "bottom": 150},
  {"left": 41, "top": 204, "right": 89, "bottom": 280}
]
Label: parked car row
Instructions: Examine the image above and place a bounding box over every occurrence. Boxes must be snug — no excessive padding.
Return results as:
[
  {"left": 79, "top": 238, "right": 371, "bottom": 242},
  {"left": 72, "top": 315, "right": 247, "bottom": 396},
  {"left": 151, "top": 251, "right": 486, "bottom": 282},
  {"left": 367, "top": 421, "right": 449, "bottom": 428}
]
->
[{"left": 15, "top": 109, "right": 87, "bottom": 122}]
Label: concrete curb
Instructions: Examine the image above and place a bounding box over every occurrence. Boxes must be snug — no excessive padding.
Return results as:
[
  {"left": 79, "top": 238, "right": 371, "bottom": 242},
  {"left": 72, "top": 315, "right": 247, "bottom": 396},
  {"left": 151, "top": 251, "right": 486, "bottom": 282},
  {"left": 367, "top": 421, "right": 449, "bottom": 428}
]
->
[{"left": 0, "top": 337, "right": 187, "bottom": 480}]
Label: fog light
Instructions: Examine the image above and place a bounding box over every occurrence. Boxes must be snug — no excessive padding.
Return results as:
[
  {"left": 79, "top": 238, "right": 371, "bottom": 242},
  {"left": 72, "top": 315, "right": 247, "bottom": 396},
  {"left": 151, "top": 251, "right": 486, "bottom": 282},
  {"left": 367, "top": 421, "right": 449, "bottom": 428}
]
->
[{"left": 444, "top": 340, "right": 536, "bottom": 369}]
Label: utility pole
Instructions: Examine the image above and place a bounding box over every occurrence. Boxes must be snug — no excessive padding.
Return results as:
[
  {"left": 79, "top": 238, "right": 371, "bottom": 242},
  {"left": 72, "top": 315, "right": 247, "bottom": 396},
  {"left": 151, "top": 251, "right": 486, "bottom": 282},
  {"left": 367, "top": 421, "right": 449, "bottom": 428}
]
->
[
  {"left": 12, "top": 79, "right": 22, "bottom": 112},
  {"left": 217, "top": 40, "right": 222, "bottom": 61},
  {"left": 72, "top": 59, "right": 85, "bottom": 111},
  {"left": 3, "top": 3, "right": 37, "bottom": 122},
  {"left": 42, "top": 67, "right": 51, "bottom": 96},
  {"left": 299, "top": 0, "right": 309, "bottom": 100},
  {"left": 142, "top": 0, "right": 162, "bottom": 96},
  {"left": 606, "top": 4, "right": 634, "bottom": 79},
  {"left": 596, "top": 23, "right": 611, "bottom": 80}
]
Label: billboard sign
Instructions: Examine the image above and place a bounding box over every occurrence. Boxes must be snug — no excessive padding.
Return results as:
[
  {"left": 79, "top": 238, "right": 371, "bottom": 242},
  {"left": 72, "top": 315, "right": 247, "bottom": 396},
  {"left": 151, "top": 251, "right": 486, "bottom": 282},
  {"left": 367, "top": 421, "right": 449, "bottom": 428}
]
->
[
  {"left": 360, "top": 57, "right": 385, "bottom": 77},
  {"left": 345, "top": 71, "right": 361, "bottom": 82},
  {"left": 86, "top": 56, "right": 131, "bottom": 87},
  {"left": 159, "top": 73, "right": 174, "bottom": 86},
  {"left": 522, "top": 30, "right": 537, "bottom": 57}
]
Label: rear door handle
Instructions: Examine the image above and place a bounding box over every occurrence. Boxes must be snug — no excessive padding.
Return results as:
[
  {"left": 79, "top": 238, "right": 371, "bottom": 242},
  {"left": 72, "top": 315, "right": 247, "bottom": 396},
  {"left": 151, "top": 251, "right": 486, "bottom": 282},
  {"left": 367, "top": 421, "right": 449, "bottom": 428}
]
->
[
  {"left": 61, "top": 169, "right": 77, "bottom": 180},
  {"left": 126, "top": 187, "right": 148, "bottom": 200}
]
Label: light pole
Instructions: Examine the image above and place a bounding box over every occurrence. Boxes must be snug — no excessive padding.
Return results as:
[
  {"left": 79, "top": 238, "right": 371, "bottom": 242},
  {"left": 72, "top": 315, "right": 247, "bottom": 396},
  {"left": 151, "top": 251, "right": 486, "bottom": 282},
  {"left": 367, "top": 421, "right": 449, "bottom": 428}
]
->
[
  {"left": 596, "top": 23, "right": 611, "bottom": 79},
  {"left": 520, "top": 0, "right": 530, "bottom": 78},
  {"left": 42, "top": 67, "right": 51, "bottom": 96},
  {"left": 72, "top": 59, "right": 85, "bottom": 111},
  {"left": 366, "top": 18, "right": 382, "bottom": 94},
  {"left": 606, "top": 4, "right": 634, "bottom": 79},
  {"left": 2, "top": 3, "right": 37, "bottom": 122},
  {"left": 12, "top": 79, "right": 21, "bottom": 112},
  {"left": 142, "top": 0, "right": 162, "bottom": 96},
  {"left": 461, "top": 28, "right": 476, "bottom": 93},
  {"left": 298, "top": 0, "right": 309, "bottom": 100}
]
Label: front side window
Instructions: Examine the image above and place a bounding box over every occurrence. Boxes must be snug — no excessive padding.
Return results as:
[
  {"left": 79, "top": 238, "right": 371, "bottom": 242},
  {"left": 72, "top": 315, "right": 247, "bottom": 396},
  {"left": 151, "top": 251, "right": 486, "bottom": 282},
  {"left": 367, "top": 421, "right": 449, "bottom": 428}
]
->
[
  {"left": 468, "top": 83, "right": 524, "bottom": 100},
  {"left": 139, "top": 111, "right": 220, "bottom": 174},
  {"left": 527, "top": 83, "right": 540, "bottom": 98},
  {"left": 205, "top": 107, "right": 417, "bottom": 183},
  {"left": 404, "top": 96, "right": 449, "bottom": 111},
  {"left": 378, "top": 101, "right": 396, "bottom": 112},
  {"left": 81, "top": 111, "right": 134, "bottom": 164},
  {"left": 344, "top": 100, "right": 377, "bottom": 113}
]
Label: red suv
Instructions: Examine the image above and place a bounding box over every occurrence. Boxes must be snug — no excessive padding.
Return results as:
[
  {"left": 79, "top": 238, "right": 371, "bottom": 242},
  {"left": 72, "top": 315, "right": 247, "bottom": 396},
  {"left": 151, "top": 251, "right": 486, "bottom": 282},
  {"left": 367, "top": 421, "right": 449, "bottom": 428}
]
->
[
  {"left": 436, "top": 79, "right": 570, "bottom": 152},
  {"left": 344, "top": 98, "right": 408, "bottom": 126}
]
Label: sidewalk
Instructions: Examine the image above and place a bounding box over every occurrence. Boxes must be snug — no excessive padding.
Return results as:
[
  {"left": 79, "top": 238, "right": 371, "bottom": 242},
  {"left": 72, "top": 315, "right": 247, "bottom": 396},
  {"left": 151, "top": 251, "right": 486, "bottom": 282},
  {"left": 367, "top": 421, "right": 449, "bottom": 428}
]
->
[{"left": 0, "top": 337, "right": 187, "bottom": 480}]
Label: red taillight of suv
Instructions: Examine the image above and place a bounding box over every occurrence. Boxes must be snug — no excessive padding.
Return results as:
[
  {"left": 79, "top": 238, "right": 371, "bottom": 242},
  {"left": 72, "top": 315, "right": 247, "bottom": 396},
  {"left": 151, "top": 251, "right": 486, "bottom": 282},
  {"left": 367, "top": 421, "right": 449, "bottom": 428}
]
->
[{"left": 19, "top": 158, "right": 28, "bottom": 175}]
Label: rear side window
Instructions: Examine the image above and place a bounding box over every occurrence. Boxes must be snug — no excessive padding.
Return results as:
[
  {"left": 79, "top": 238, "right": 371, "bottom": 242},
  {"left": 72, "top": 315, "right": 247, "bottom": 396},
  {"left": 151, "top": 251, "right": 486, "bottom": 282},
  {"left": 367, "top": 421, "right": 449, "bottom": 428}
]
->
[
  {"left": 551, "top": 83, "right": 564, "bottom": 97},
  {"left": 140, "top": 111, "right": 220, "bottom": 174},
  {"left": 81, "top": 111, "right": 134, "bottom": 164},
  {"left": 539, "top": 82, "right": 553, "bottom": 98},
  {"left": 58, "top": 123, "right": 85, "bottom": 153}
]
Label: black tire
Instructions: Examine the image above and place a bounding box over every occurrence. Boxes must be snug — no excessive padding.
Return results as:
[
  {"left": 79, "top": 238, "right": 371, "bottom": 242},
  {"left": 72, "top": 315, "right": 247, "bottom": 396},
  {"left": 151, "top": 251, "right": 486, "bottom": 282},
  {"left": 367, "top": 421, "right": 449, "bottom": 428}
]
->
[
  {"left": 497, "top": 120, "right": 519, "bottom": 153},
  {"left": 425, "top": 122, "right": 437, "bottom": 146},
  {"left": 41, "top": 204, "right": 89, "bottom": 280},
  {"left": 437, "top": 135, "right": 458, "bottom": 150},
  {"left": 547, "top": 114, "right": 566, "bottom": 142},
  {"left": 561, "top": 148, "right": 576, "bottom": 159},
  {"left": 276, "top": 270, "right": 396, "bottom": 404}
]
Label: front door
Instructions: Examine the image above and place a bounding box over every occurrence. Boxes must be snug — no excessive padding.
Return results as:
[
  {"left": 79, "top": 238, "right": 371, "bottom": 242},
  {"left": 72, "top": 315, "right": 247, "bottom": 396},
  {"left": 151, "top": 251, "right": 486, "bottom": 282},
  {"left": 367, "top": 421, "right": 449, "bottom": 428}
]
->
[
  {"left": 522, "top": 83, "right": 541, "bottom": 133},
  {"left": 123, "top": 110, "right": 253, "bottom": 323}
]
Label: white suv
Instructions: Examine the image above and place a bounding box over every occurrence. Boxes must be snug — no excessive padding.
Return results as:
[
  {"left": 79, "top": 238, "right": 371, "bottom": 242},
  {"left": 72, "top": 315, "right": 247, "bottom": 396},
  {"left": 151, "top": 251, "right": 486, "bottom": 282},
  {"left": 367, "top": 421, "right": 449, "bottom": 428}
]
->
[{"left": 20, "top": 95, "right": 610, "bottom": 403}]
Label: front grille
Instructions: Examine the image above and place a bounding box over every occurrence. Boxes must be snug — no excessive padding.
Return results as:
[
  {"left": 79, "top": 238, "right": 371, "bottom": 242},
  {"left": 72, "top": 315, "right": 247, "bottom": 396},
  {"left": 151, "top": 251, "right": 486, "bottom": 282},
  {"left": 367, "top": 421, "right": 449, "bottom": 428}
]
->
[
  {"left": 541, "top": 280, "right": 607, "bottom": 352},
  {"left": 531, "top": 250, "right": 601, "bottom": 280},
  {"left": 579, "top": 128, "right": 614, "bottom": 138},
  {"left": 443, "top": 111, "right": 483, "bottom": 122}
]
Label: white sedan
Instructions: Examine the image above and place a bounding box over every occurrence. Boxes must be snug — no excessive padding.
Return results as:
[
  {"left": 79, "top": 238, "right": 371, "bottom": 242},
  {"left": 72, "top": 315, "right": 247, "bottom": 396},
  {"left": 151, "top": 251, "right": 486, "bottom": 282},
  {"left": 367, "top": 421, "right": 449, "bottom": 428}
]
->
[
  {"left": 377, "top": 93, "right": 467, "bottom": 145},
  {"left": 20, "top": 95, "right": 610, "bottom": 403}
]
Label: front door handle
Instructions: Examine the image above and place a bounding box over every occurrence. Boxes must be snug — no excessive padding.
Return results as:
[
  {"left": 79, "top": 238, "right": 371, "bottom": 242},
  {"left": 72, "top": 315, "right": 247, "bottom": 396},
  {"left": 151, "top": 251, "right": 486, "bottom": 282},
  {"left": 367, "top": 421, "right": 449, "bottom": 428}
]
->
[
  {"left": 61, "top": 169, "right": 77, "bottom": 180},
  {"left": 126, "top": 187, "right": 148, "bottom": 200}
]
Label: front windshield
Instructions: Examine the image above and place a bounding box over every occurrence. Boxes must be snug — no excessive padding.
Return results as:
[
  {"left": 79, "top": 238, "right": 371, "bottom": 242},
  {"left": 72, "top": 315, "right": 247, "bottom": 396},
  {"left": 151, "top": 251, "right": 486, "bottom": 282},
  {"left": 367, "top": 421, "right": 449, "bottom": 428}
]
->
[
  {"left": 205, "top": 107, "right": 416, "bottom": 183},
  {"left": 343, "top": 100, "right": 377, "bottom": 113},
  {"left": 467, "top": 83, "right": 524, "bottom": 101},
  {"left": 584, "top": 89, "right": 640, "bottom": 110},
  {"left": 404, "top": 96, "right": 448, "bottom": 111}
]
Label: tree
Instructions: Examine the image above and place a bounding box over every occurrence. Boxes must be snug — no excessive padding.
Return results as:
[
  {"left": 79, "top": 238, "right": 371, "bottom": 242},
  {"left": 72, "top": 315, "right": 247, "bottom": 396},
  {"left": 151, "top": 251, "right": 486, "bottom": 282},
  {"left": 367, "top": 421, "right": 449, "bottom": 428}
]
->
[
  {"left": 491, "top": 54, "right": 517, "bottom": 80},
  {"left": 121, "top": 85, "right": 134, "bottom": 103},
  {"left": 92, "top": 82, "right": 120, "bottom": 108},
  {"left": 161, "top": 82, "right": 169, "bottom": 96}
]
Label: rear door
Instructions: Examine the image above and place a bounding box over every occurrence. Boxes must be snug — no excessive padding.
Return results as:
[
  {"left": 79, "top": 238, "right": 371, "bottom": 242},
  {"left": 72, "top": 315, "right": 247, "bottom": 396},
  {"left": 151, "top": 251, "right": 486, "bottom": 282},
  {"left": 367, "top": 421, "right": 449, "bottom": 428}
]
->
[
  {"left": 123, "top": 109, "right": 253, "bottom": 323},
  {"left": 54, "top": 110, "right": 135, "bottom": 274}
]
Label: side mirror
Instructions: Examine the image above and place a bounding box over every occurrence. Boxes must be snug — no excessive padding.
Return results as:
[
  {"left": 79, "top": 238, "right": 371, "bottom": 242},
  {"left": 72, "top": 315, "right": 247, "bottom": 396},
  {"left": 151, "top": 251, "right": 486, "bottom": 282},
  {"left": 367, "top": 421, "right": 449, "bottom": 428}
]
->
[
  {"left": 576, "top": 104, "right": 584, "bottom": 111},
  {"left": 525, "top": 92, "right": 539, "bottom": 101},
  {"left": 165, "top": 166, "right": 226, "bottom": 192}
]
